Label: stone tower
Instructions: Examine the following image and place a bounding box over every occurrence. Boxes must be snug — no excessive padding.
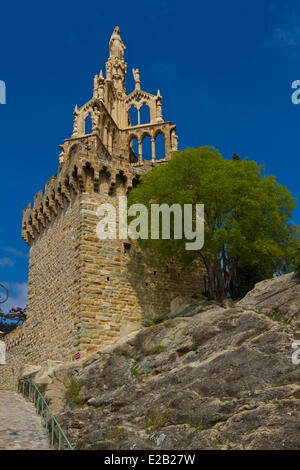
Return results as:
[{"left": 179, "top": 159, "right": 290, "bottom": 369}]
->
[{"left": 20, "top": 27, "right": 202, "bottom": 362}]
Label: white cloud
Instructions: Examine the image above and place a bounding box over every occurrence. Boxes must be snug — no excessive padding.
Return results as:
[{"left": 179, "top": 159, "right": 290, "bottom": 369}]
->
[
  {"left": 0, "top": 258, "right": 14, "bottom": 268},
  {"left": 4, "top": 247, "right": 29, "bottom": 258},
  {"left": 271, "top": 26, "right": 300, "bottom": 47},
  {"left": 0, "top": 282, "right": 27, "bottom": 311}
]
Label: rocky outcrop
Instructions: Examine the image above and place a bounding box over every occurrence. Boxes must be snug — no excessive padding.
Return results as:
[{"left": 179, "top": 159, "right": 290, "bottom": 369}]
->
[
  {"left": 29, "top": 273, "right": 300, "bottom": 450},
  {"left": 237, "top": 273, "right": 300, "bottom": 330}
]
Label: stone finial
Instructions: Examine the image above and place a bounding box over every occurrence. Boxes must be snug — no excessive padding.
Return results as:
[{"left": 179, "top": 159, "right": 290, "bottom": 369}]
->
[
  {"left": 93, "top": 75, "right": 98, "bottom": 97},
  {"left": 171, "top": 131, "right": 178, "bottom": 151},
  {"left": 156, "top": 90, "right": 163, "bottom": 122},
  {"left": 132, "top": 68, "right": 140, "bottom": 90}
]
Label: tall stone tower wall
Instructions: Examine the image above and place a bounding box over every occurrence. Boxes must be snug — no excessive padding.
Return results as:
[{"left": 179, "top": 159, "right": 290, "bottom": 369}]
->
[
  {"left": 20, "top": 141, "right": 204, "bottom": 362},
  {"left": 25, "top": 192, "right": 80, "bottom": 362}
]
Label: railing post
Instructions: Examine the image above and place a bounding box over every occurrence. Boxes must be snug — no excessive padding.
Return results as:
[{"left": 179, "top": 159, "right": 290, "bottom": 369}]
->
[
  {"left": 41, "top": 400, "right": 44, "bottom": 423},
  {"left": 46, "top": 408, "right": 48, "bottom": 433},
  {"left": 51, "top": 417, "right": 54, "bottom": 448}
]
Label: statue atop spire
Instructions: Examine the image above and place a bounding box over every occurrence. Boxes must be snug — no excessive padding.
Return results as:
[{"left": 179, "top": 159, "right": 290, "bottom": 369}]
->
[
  {"left": 109, "top": 26, "right": 126, "bottom": 59},
  {"left": 132, "top": 68, "right": 141, "bottom": 90},
  {"left": 106, "top": 26, "right": 127, "bottom": 92},
  {"left": 60, "top": 26, "right": 177, "bottom": 160}
]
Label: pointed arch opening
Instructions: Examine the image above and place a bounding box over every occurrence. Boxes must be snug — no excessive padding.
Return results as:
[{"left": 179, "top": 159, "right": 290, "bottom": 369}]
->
[
  {"left": 85, "top": 113, "right": 92, "bottom": 135},
  {"left": 128, "top": 105, "right": 138, "bottom": 126},
  {"left": 142, "top": 135, "right": 152, "bottom": 161},
  {"left": 140, "top": 103, "right": 150, "bottom": 124},
  {"left": 155, "top": 133, "right": 165, "bottom": 160},
  {"left": 129, "top": 136, "right": 139, "bottom": 163}
]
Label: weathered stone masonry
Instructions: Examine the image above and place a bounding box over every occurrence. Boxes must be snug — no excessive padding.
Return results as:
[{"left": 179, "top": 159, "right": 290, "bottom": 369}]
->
[{"left": 0, "top": 27, "right": 204, "bottom": 388}]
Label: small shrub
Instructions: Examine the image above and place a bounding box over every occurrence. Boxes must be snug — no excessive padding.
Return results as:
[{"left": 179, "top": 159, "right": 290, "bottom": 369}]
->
[
  {"left": 106, "top": 427, "right": 124, "bottom": 440},
  {"left": 65, "top": 376, "right": 85, "bottom": 406},
  {"left": 144, "top": 317, "right": 164, "bottom": 327},
  {"left": 145, "top": 344, "right": 164, "bottom": 356},
  {"left": 144, "top": 408, "right": 169, "bottom": 434},
  {"left": 294, "top": 391, "right": 300, "bottom": 399},
  {"left": 115, "top": 349, "right": 131, "bottom": 358},
  {"left": 188, "top": 418, "right": 203, "bottom": 432},
  {"left": 131, "top": 368, "right": 141, "bottom": 381}
]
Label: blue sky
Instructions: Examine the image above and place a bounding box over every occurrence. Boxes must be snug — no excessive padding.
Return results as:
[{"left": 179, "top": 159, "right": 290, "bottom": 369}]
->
[{"left": 1, "top": 0, "right": 300, "bottom": 309}]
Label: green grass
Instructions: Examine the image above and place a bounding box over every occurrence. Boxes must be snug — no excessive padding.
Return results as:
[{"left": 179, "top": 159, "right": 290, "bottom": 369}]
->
[
  {"left": 106, "top": 427, "right": 124, "bottom": 440},
  {"left": 143, "top": 408, "right": 169, "bottom": 434},
  {"left": 114, "top": 349, "right": 131, "bottom": 358},
  {"left": 145, "top": 344, "right": 164, "bottom": 356},
  {"left": 144, "top": 317, "right": 164, "bottom": 327},
  {"left": 65, "top": 376, "right": 85, "bottom": 406},
  {"left": 187, "top": 418, "right": 203, "bottom": 432},
  {"left": 131, "top": 368, "right": 141, "bottom": 381}
]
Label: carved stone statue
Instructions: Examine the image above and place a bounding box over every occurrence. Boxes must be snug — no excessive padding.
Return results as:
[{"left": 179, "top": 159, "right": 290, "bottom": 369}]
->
[
  {"left": 171, "top": 131, "right": 178, "bottom": 151},
  {"left": 132, "top": 68, "right": 140, "bottom": 83},
  {"left": 109, "top": 26, "right": 125, "bottom": 59}
]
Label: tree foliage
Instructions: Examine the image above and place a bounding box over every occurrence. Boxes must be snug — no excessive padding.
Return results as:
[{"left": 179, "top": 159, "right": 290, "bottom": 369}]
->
[{"left": 127, "top": 147, "right": 300, "bottom": 300}]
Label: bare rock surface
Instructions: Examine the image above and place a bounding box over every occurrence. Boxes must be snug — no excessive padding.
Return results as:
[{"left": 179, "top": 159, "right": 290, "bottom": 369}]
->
[
  {"left": 237, "top": 273, "right": 300, "bottom": 327},
  {"left": 31, "top": 274, "right": 300, "bottom": 450}
]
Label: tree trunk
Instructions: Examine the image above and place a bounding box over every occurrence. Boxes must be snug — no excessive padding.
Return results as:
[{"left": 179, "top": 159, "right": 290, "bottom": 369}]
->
[{"left": 199, "top": 251, "right": 236, "bottom": 302}]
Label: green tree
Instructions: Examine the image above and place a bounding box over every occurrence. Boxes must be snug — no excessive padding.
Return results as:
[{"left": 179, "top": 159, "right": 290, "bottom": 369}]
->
[{"left": 127, "top": 147, "right": 300, "bottom": 301}]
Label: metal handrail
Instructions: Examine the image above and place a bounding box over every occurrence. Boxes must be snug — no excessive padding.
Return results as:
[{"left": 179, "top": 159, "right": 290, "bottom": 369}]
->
[
  {"left": 0, "top": 283, "right": 8, "bottom": 304},
  {"left": 17, "top": 377, "right": 73, "bottom": 450}
]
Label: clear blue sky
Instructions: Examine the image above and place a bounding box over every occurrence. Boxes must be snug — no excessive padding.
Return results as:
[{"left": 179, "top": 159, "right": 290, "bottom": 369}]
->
[{"left": 1, "top": 0, "right": 300, "bottom": 308}]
